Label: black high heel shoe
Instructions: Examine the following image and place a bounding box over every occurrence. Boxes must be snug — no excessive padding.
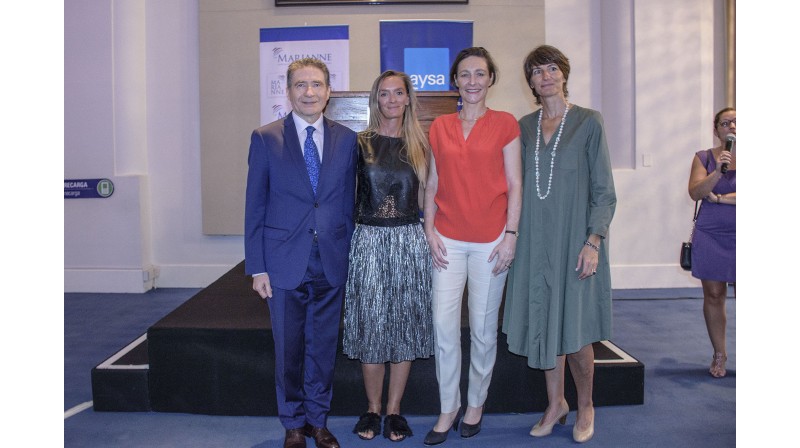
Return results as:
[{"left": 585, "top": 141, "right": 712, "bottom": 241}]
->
[
  {"left": 423, "top": 408, "right": 461, "bottom": 446},
  {"left": 460, "top": 405, "right": 484, "bottom": 438}
]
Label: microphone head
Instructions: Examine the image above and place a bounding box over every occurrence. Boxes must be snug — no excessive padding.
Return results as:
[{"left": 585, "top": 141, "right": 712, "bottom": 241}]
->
[{"left": 725, "top": 133, "right": 736, "bottom": 142}]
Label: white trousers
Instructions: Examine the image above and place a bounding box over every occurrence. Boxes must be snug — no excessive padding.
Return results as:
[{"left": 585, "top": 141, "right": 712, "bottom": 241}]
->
[{"left": 431, "top": 229, "right": 507, "bottom": 413}]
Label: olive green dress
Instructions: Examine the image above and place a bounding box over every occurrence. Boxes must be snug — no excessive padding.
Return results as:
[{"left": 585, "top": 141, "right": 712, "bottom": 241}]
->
[{"left": 502, "top": 105, "right": 616, "bottom": 370}]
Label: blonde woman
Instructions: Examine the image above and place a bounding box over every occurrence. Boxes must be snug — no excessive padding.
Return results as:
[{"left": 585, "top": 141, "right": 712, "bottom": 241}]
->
[{"left": 343, "top": 70, "right": 433, "bottom": 442}]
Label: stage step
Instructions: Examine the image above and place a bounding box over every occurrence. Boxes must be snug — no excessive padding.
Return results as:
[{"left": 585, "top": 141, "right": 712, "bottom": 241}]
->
[
  {"left": 91, "top": 334, "right": 151, "bottom": 412},
  {"left": 92, "top": 262, "right": 644, "bottom": 415}
]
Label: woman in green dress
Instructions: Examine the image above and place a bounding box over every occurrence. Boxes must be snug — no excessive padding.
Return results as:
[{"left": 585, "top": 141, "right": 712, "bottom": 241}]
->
[{"left": 502, "top": 45, "right": 616, "bottom": 444}]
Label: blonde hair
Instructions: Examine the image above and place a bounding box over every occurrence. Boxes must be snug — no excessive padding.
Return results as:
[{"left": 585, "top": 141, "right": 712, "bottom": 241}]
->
[{"left": 359, "top": 70, "right": 429, "bottom": 184}]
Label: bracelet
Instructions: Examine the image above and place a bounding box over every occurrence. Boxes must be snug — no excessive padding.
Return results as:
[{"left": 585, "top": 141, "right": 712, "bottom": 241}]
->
[
  {"left": 505, "top": 230, "right": 519, "bottom": 237},
  {"left": 584, "top": 240, "right": 600, "bottom": 252},
  {"left": 717, "top": 194, "right": 723, "bottom": 203}
]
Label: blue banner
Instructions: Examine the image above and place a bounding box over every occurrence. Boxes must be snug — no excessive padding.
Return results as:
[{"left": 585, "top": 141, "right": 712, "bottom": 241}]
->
[
  {"left": 380, "top": 21, "right": 473, "bottom": 92},
  {"left": 260, "top": 26, "right": 349, "bottom": 43},
  {"left": 65, "top": 178, "right": 115, "bottom": 199}
]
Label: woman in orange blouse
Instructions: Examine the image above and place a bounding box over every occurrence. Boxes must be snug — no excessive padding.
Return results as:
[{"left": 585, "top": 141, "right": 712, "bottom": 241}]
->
[{"left": 422, "top": 46, "right": 522, "bottom": 445}]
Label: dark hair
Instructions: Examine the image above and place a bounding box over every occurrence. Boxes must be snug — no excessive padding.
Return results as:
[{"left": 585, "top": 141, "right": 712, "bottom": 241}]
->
[
  {"left": 286, "top": 57, "right": 331, "bottom": 88},
  {"left": 449, "top": 47, "right": 498, "bottom": 88},
  {"left": 523, "top": 45, "right": 571, "bottom": 105},
  {"left": 714, "top": 107, "right": 736, "bottom": 127}
]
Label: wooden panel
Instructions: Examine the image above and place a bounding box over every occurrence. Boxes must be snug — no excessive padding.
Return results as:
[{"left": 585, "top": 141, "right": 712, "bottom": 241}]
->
[{"left": 325, "top": 91, "right": 459, "bottom": 135}]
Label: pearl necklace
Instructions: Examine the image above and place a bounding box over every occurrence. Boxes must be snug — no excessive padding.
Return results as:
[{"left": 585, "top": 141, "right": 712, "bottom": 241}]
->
[{"left": 534, "top": 102, "right": 570, "bottom": 200}]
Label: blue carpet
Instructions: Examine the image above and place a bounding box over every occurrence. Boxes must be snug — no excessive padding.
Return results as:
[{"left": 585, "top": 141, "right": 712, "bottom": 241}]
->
[{"left": 64, "top": 288, "right": 735, "bottom": 447}]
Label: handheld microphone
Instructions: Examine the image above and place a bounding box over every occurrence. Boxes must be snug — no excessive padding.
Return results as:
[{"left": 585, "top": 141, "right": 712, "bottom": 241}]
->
[{"left": 721, "top": 133, "right": 735, "bottom": 174}]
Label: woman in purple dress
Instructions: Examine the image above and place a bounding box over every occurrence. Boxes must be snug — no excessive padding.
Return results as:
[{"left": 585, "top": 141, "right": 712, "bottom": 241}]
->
[{"left": 687, "top": 107, "right": 736, "bottom": 378}]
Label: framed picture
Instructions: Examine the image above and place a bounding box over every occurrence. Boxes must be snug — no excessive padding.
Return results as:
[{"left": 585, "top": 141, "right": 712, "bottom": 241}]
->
[{"left": 276, "top": 0, "right": 468, "bottom": 6}]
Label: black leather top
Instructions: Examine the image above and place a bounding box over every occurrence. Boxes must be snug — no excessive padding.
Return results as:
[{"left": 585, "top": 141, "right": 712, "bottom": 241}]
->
[{"left": 355, "top": 134, "right": 421, "bottom": 227}]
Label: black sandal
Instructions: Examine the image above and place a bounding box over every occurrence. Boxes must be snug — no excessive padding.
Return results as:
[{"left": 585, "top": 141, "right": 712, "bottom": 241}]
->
[
  {"left": 383, "top": 414, "right": 413, "bottom": 442},
  {"left": 353, "top": 412, "right": 382, "bottom": 440}
]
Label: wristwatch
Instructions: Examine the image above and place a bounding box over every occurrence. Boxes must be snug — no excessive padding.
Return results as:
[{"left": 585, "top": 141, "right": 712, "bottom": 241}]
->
[{"left": 505, "top": 230, "right": 519, "bottom": 237}]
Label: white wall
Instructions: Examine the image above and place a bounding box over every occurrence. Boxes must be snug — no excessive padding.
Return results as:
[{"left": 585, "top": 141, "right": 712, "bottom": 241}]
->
[
  {"left": 65, "top": 0, "right": 155, "bottom": 292},
  {"left": 65, "top": 0, "right": 242, "bottom": 292},
  {"left": 64, "top": 0, "right": 728, "bottom": 292},
  {"left": 546, "top": 0, "right": 722, "bottom": 288}
]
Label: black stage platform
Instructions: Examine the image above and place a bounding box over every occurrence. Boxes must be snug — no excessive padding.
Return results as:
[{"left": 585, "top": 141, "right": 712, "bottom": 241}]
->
[{"left": 92, "top": 262, "right": 644, "bottom": 415}]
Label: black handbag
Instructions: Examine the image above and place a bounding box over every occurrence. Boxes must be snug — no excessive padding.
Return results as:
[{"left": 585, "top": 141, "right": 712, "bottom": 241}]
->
[
  {"left": 680, "top": 201, "right": 700, "bottom": 271},
  {"left": 680, "top": 242, "right": 692, "bottom": 271}
]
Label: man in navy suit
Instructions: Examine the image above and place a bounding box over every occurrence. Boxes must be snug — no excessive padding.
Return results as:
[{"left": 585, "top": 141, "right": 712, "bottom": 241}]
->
[{"left": 245, "top": 58, "right": 357, "bottom": 448}]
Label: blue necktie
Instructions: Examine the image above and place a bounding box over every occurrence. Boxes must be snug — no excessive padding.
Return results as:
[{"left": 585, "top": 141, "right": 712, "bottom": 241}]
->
[{"left": 303, "top": 126, "right": 321, "bottom": 196}]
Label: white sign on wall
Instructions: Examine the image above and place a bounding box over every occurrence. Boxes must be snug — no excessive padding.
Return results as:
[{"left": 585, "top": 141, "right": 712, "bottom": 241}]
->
[{"left": 259, "top": 26, "right": 350, "bottom": 125}]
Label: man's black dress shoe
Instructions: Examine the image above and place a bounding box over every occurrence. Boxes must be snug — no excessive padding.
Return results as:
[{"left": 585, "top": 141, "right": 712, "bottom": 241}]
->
[
  {"left": 304, "top": 425, "right": 340, "bottom": 448},
  {"left": 284, "top": 428, "right": 307, "bottom": 448}
]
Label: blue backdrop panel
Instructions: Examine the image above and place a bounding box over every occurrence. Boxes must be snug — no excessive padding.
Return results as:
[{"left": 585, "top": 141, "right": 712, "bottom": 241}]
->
[{"left": 380, "top": 21, "right": 473, "bottom": 91}]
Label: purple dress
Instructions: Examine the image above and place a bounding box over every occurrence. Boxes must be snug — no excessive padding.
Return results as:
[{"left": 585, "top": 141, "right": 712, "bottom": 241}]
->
[{"left": 691, "top": 149, "right": 736, "bottom": 282}]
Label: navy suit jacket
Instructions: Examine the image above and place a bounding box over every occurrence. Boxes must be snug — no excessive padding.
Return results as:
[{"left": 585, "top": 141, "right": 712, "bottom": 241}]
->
[{"left": 244, "top": 113, "right": 358, "bottom": 290}]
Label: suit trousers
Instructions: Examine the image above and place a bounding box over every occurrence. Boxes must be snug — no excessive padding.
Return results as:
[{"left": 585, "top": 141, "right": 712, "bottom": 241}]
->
[
  {"left": 268, "top": 243, "right": 344, "bottom": 429},
  {"left": 431, "top": 229, "right": 507, "bottom": 413}
]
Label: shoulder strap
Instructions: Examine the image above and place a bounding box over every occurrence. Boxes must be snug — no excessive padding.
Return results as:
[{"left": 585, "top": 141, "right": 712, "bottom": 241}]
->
[
  {"left": 688, "top": 151, "right": 711, "bottom": 234},
  {"left": 688, "top": 200, "right": 701, "bottom": 239}
]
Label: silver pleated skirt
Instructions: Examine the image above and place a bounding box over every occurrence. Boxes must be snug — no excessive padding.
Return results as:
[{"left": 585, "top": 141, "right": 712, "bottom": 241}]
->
[{"left": 343, "top": 222, "right": 434, "bottom": 363}]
